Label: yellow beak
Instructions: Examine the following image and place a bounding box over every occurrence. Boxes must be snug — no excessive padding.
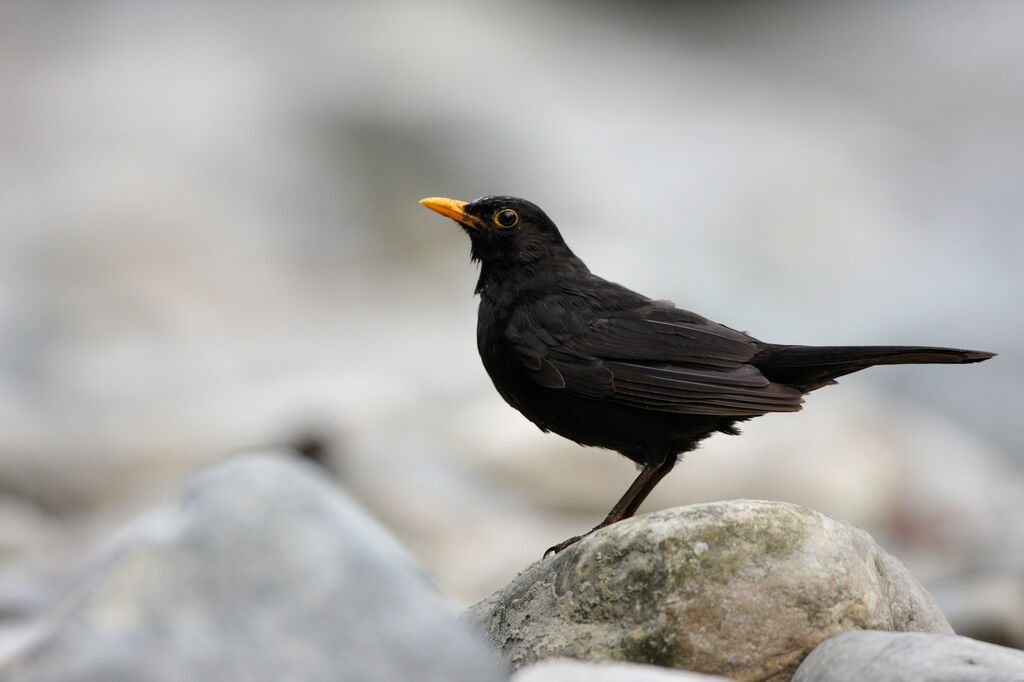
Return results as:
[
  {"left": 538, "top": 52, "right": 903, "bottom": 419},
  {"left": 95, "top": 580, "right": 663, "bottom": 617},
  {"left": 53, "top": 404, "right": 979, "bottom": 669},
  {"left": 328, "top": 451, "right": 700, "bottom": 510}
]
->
[{"left": 419, "top": 197, "right": 484, "bottom": 229}]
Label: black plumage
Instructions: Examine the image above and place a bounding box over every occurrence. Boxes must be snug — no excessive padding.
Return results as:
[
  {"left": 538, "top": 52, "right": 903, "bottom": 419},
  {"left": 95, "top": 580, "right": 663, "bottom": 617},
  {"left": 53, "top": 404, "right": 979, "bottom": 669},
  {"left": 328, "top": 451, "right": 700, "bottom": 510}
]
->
[{"left": 420, "top": 195, "right": 995, "bottom": 555}]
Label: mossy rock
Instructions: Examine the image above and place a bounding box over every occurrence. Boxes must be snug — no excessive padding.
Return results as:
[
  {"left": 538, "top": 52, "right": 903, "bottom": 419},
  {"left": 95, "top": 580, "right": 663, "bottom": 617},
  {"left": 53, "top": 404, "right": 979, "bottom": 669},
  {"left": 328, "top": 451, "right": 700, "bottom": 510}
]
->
[{"left": 466, "top": 499, "right": 951, "bottom": 682}]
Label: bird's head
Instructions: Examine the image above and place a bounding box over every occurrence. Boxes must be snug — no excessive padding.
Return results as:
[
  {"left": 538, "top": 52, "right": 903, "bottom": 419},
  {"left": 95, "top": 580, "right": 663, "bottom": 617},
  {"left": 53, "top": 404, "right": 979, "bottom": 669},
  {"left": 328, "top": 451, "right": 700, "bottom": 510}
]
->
[{"left": 420, "top": 195, "right": 573, "bottom": 270}]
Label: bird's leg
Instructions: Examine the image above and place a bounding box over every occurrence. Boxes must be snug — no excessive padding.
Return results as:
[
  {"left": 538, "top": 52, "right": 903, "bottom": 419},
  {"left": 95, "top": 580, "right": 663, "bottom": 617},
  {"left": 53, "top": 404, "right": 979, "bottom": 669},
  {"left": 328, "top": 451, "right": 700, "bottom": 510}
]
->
[{"left": 544, "top": 458, "right": 676, "bottom": 557}]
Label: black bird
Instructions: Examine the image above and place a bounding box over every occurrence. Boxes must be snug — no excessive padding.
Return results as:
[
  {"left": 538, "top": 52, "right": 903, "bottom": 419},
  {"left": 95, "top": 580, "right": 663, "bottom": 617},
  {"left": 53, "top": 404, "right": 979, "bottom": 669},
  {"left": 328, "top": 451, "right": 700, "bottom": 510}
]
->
[{"left": 420, "top": 195, "right": 994, "bottom": 555}]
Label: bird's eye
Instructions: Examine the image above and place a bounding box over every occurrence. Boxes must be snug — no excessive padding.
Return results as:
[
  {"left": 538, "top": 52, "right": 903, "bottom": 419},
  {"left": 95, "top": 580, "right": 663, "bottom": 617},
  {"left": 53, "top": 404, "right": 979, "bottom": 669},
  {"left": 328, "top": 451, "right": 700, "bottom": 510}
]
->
[{"left": 494, "top": 209, "right": 518, "bottom": 228}]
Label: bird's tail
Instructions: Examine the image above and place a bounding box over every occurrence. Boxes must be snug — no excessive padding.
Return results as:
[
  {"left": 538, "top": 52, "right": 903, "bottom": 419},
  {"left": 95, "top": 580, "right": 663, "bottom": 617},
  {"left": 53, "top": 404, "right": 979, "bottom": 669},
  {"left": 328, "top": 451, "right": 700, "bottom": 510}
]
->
[{"left": 754, "top": 344, "right": 995, "bottom": 392}]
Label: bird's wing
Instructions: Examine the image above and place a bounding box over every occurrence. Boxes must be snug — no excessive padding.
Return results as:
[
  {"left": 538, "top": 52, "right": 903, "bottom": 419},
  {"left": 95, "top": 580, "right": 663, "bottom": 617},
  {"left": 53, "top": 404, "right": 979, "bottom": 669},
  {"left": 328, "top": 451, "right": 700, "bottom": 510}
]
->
[{"left": 506, "top": 298, "right": 803, "bottom": 416}]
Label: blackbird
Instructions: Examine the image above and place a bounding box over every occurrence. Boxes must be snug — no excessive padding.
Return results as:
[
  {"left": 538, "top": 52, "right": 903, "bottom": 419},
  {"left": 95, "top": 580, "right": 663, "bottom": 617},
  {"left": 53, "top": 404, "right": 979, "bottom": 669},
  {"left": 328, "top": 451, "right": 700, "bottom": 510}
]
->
[{"left": 420, "top": 195, "right": 995, "bottom": 555}]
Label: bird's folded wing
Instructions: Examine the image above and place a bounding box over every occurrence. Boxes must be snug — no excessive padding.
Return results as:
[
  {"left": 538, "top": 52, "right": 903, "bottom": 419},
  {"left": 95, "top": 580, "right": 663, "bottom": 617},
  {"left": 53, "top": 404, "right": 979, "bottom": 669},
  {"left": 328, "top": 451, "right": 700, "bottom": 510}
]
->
[
  {"left": 597, "top": 360, "right": 803, "bottom": 415},
  {"left": 507, "top": 302, "right": 803, "bottom": 416}
]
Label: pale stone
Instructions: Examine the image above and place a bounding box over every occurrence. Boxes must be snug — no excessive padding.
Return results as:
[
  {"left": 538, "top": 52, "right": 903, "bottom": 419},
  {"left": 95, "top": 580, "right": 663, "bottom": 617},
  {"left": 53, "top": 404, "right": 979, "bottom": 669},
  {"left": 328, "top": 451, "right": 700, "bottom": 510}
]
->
[{"left": 467, "top": 499, "right": 951, "bottom": 681}]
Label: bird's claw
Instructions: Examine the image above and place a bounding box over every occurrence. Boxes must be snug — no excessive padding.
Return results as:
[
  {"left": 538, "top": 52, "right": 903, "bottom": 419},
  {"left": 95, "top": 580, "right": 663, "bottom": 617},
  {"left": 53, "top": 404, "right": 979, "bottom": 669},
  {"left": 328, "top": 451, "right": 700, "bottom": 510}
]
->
[{"left": 543, "top": 534, "right": 584, "bottom": 558}]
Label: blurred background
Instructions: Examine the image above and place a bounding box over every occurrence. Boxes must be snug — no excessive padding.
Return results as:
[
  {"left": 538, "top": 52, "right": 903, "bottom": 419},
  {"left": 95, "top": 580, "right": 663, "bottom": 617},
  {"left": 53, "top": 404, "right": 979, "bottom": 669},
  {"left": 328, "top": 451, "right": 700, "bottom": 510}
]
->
[{"left": 1, "top": 0, "right": 1022, "bottom": 657}]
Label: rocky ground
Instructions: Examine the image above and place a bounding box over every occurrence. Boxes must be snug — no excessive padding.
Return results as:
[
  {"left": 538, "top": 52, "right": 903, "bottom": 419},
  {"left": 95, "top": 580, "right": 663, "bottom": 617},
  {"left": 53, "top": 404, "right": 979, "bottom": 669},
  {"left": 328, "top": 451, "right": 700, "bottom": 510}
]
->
[{"left": 2, "top": 454, "right": 1022, "bottom": 681}]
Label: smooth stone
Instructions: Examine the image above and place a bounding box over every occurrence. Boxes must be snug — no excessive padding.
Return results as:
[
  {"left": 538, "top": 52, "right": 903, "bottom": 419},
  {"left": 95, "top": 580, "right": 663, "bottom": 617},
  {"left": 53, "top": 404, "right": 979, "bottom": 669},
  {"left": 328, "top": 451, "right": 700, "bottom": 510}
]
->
[
  {"left": 792, "top": 630, "right": 1024, "bottom": 682},
  {"left": 467, "top": 499, "right": 951, "bottom": 681},
  {"left": 0, "top": 453, "right": 502, "bottom": 682}
]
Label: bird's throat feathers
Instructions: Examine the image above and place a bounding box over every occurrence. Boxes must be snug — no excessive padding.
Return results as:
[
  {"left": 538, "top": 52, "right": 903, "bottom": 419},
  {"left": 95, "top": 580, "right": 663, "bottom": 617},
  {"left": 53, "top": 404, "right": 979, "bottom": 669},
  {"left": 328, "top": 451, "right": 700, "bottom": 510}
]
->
[{"left": 473, "top": 251, "right": 591, "bottom": 300}]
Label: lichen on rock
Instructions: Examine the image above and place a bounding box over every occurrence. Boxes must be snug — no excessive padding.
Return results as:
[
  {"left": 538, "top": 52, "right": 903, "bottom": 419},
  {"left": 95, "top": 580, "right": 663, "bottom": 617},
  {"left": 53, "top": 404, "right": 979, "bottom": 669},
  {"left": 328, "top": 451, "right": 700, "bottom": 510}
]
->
[{"left": 466, "top": 499, "right": 952, "bottom": 681}]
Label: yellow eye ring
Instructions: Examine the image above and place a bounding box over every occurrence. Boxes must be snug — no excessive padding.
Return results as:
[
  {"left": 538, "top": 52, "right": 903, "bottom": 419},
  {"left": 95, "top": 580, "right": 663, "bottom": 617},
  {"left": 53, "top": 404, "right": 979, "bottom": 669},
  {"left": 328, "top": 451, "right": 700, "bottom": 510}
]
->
[{"left": 494, "top": 209, "right": 518, "bottom": 228}]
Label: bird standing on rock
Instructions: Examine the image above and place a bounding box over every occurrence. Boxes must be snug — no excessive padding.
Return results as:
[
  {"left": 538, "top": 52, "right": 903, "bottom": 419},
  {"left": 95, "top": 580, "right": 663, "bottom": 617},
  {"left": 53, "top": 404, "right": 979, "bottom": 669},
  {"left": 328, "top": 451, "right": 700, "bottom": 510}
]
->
[{"left": 420, "top": 195, "right": 994, "bottom": 556}]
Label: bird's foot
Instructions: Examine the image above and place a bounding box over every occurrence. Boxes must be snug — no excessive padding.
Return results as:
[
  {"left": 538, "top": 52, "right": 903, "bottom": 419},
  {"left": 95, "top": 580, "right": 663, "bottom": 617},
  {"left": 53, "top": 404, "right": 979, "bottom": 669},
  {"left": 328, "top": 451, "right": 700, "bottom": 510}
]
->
[{"left": 543, "top": 534, "right": 585, "bottom": 558}]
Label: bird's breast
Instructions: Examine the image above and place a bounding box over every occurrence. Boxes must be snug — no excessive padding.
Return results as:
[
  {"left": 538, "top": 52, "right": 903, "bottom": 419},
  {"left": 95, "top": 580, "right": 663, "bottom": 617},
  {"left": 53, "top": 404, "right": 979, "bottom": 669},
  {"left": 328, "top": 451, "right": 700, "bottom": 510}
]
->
[
  {"left": 475, "top": 298, "right": 542, "bottom": 412},
  {"left": 476, "top": 300, "right": 514, "bottom": 378}
]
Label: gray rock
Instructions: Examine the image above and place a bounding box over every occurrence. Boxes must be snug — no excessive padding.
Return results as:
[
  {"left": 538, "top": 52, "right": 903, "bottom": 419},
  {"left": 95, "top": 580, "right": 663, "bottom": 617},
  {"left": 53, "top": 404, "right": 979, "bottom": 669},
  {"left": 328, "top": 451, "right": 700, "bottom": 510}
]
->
[
  {"left": 511, "top": 658, "right": 730, "bottom": 681},
  {"left": 466, "top": 499, "right": 951, "bottom": 681},
  {"left": 0, "top": 453, "right": 503, "bottom": 682},
  {"left": 792, "top": 630, "right": 1024, "bottom": 682}
]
